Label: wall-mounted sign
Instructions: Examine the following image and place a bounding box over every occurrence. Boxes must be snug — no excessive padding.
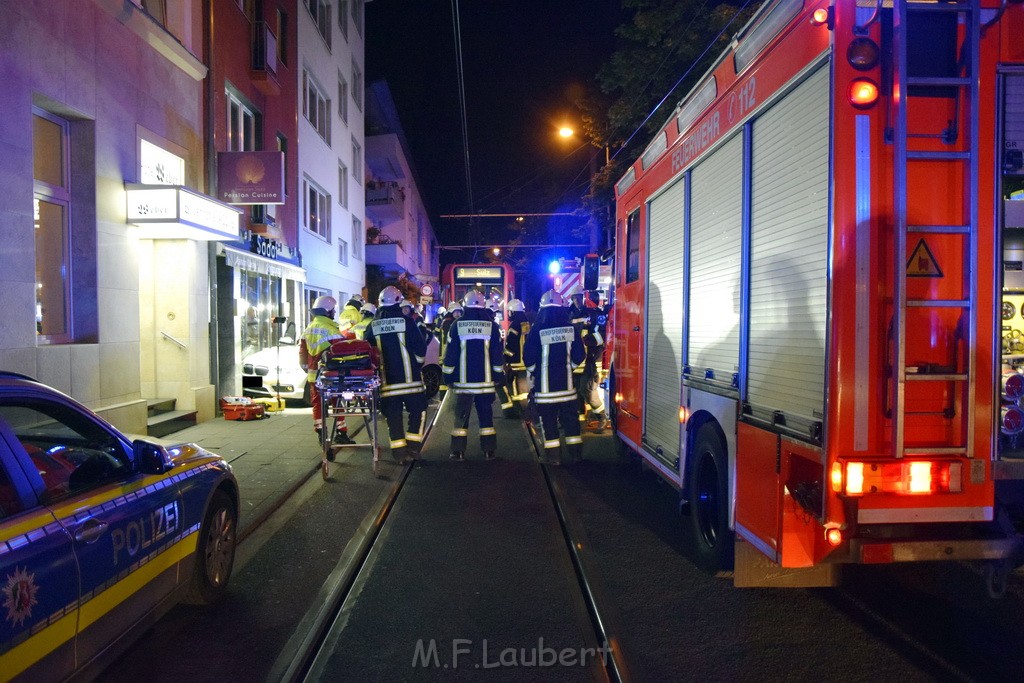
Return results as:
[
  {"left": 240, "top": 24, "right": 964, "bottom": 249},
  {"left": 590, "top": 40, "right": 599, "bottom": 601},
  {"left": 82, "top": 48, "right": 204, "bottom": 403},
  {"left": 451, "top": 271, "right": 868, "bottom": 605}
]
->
[
  {"left": 217, "top": 151, "right": 285, "bottom": 205},
  {"left": 126, "top": 183, "right": 241, "bottom": 240},
  {"left": 140, "top": 140, "right": 185, "bottom": 185}
]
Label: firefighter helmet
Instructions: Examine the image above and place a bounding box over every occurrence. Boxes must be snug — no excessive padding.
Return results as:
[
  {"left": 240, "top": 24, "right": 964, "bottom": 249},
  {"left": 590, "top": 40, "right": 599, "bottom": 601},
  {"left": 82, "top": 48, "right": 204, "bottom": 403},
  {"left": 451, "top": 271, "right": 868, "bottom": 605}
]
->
[
  {"left": 486, "top": 298, "right": 500, "bottom": 312},
  {"left": 463, "top": 290, "right": 487, "bottom": 308},
  {"left": 539, "top": 290, "right": 564, "bottom": 308},
  {"left": 361, "top": 303, "right": 377, "bottom": 315},
  {"left": 350, "top": 293, "right": 366, "bottom": 304},
  {"left": 449, "top": 303, "right": 464, "bottom": 317},
  {"left": 508, "top": 299, "right": 525, "bottom": 313},
  {"left": 378, "top": 286, "right": 403, "bottom": 306},
  {"left": 312, "top": 295, "right": 337, "bottom": 315}
]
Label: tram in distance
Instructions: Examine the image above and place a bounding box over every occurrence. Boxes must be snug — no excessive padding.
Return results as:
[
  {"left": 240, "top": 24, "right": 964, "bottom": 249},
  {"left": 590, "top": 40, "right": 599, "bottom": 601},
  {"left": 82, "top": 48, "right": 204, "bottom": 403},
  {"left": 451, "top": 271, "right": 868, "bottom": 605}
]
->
[
  {"left": 439, "top": 263, "right": 516, "bottom": 329},
  {"left": 608, "top": 0, "right": 1024, "bottom": 588}
]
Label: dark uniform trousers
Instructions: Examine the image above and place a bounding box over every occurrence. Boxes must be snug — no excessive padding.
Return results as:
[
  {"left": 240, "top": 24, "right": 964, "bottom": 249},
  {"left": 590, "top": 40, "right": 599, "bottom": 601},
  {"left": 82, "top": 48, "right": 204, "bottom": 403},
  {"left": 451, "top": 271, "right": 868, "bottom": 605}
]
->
[
  {"left": 451, "top": 392, "right": 497, "bottom": 453},
  {"left": 381, "top": 391, "right": 427, "bottom": 453},
  {"left": 537, "top": 399, "right": 582, "bottom": 463}
]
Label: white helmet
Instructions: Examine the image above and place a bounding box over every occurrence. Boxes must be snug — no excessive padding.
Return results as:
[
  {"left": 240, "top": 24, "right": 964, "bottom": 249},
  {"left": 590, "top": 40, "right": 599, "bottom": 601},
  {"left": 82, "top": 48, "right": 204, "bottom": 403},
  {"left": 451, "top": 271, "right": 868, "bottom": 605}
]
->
[
  {"left": 378, "top": 286, "right": 403, "bottom": 306},
  {"left": 449, "top": 303, "right": 464, "bottom": 317},
  {"left": 312, "top": 295, "right": 337, "bottom": 314},
  {"left": 463, "top": 290, "right": 487, "bottom": 308},
  {"left": 508, "top": 299, "right": 525, "bottom": 313},
  {"left": 539, "top": 290, "right": 564, "bottom": 308},
  {"left": 350, "top": 293, "right": 366, "bottom": 305},
  {"left": 437, "top": 306, "right": 448, "bottom": 316},
  {"left": 361, "top": 303, "right": 377, "bottom": 315},
  {"left": 486, "top": 299, "right": 500, "bottom": 312}
]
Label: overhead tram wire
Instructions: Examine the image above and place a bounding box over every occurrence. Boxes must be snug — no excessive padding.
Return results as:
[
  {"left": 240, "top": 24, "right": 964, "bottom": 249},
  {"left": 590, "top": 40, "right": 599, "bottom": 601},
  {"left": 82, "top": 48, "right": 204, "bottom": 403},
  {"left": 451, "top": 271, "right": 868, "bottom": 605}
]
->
[{"left": 450, "top": 0, "right": 474, "bottom": 213}]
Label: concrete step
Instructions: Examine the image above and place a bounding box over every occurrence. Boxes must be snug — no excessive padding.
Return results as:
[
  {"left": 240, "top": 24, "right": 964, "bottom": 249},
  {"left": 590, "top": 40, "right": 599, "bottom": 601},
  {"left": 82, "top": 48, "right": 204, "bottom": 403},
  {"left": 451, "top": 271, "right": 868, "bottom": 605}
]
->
[
  {"left": 147, "top": 409, "right": 197, "bottom": 438},
  {"left": 147, "top": 397, "right": 177, "bottom": 417}
]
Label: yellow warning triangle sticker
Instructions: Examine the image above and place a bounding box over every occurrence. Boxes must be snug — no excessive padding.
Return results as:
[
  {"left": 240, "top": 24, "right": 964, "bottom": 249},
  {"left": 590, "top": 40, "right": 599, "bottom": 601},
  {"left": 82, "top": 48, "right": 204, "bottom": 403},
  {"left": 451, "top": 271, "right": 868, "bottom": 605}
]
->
[{"left": 906, "top": 238, "right": 943, "bottom": 278}]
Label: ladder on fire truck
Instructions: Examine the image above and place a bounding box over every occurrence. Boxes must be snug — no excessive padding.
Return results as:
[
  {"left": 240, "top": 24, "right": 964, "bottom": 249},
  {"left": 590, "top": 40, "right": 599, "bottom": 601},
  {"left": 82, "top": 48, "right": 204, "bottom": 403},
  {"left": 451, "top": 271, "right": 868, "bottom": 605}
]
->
[{"left": 891, "top": 0, "right": 981, "bottom": 459}]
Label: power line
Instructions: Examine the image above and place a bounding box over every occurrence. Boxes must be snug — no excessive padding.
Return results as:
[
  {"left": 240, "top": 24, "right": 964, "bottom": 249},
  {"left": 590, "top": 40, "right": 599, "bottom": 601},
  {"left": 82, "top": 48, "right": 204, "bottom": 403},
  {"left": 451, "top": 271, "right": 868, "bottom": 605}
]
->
[
  {"left": 440, "top": 212, "right": 580, "bottom": 219},
  {"left": 450, "top": 0, "right": 473, "bottom": 210}
]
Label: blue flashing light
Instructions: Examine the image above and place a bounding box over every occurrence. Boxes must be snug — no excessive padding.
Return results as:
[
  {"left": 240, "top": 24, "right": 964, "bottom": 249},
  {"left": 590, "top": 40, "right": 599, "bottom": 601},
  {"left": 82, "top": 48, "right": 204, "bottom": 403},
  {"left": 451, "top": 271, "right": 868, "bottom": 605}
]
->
[{"left": 548, "top": 260, "right": 561, "bottom": 275}]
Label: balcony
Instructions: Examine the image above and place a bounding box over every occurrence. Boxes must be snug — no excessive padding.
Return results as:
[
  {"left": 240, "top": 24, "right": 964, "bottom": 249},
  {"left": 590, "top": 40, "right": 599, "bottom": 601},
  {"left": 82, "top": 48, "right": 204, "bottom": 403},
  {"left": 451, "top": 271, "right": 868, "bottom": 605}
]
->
[
  {"left": 366, "top": 238, "right": 413, "bottom": 277},
  {"left": 251, "top": 21, "right": 279, "bottom": 96},
  {"left": 366, "top": 181, "right": 406, "bottom": 223}
]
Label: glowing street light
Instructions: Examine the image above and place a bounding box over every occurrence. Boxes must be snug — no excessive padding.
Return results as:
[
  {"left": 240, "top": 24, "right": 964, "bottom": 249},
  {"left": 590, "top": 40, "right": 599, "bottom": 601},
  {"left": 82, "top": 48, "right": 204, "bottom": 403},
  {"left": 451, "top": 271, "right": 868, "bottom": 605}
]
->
[
  {"left": 493, "top": 247, "right": 501, "bottom": 256},
  {"left": 558, "top": 126, "right": 574, "bottom": 138}
]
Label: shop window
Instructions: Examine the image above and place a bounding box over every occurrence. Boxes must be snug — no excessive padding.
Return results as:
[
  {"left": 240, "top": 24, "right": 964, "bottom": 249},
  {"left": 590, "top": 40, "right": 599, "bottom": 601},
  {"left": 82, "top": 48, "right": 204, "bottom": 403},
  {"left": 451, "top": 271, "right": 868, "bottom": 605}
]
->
[{"left": 33, "top": 110, "right": 72, "bottom": 342}]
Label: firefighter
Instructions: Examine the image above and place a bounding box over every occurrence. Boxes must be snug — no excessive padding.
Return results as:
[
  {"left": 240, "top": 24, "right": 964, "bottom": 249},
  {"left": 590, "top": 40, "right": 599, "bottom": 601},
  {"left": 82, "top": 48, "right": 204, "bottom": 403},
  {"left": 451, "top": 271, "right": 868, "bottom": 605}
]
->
[
  {"left": 351, "top": 302, "right": 376, "bottom": 339},
  {"left": 524, "top": 289, "right": 585, "bottom": 465},
  {"left": 568, "top": 292, "right": 591, "bottom": 425},
  {"left": 439, "top": 302, "right": 463, "bottom": 356},
  {"left": 442, "top": 290, "right": 505, "bottom": 461},
  {"left": 299, "top": 295, "right": 352, "bottom": 449},
  {"left": 337, "top": 294, "right": 365, "bottom": 335},
  {"left": 364, "top": 286, "right": 428, "bottom": 463},
  {"left": 579, "top": 293, "right": 607, "bottom": 432},
  {"left": 503, "top": 298, "right": 531, "bottom": 417}
]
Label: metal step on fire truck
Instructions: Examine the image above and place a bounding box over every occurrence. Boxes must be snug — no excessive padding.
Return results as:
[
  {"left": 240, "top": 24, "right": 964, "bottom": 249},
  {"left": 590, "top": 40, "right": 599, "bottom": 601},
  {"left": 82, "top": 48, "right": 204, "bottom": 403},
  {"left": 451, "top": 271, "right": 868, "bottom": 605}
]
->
[{"left": 609, "top": 0, "right": 1024, "bottom": 590}]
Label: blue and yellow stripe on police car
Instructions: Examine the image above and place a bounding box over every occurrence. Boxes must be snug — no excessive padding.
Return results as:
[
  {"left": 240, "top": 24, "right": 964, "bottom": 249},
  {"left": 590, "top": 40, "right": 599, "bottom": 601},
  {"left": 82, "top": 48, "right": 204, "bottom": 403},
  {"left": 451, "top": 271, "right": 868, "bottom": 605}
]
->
[{"left": 0, "top": 460, "right": 216, "bottom": 678}]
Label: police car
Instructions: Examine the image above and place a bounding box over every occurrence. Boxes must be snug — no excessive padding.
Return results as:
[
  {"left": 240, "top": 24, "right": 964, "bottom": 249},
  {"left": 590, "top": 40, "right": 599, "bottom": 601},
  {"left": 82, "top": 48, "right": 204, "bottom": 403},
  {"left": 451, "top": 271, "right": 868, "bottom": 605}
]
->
[{"left": 0, "top": 372, "right": 239, "bottom": 680}]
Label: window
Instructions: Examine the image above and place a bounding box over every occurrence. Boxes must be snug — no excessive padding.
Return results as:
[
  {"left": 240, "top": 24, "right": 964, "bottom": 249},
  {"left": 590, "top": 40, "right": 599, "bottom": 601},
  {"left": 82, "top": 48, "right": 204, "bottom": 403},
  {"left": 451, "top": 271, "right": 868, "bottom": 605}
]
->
[
  {"left": 277, "top": 133, "right": 288, "bottom": 194},
  {"left": 338, "top": 161, "right": 348, "bottom": 208},
  {"left": 33, "top": 110, "right": 71, "bottom": 342},
  {"left": 338, "top": 238, "right": 349, "bottom": 266},
  {"left": 304, "top": 176, "right": 331, "bottom": 240},
  {"left": 142, "top": 0, "right": 167, "bottom": 24},
  {"left": 352, "top": 217, "right": 363, "bottom": 260},
  {"left": 353, "top": 0, "right": 363, "bottom": 36},
  {"left": 276, "top": 9, "right": 288, "bottom": 66},
  {"left": 338, "top": 0, "right": 348, "bottom": 39},
  {"left": 352, "top": 58, "right": 363, "bottom": 111},
  {"left": 338, "top": 72, "right": 349, "bottom": 124},
  {"left": 0, "top": 400, "right": 130, "bottom": 503},
  {"left": 227, "top": 91, "right": 258, "bottom": 151},
  {"left": 626, "top": 210, "right": 641, "bottom": 283},
  {"left": 304, "top": 0, "right": 331, "bottom": 47},
  {"left": 303, "top": 70, "right": 331, "bottom": 143},
  {"left": 352, "top": 137, "right": 362, "bottom": 184}
]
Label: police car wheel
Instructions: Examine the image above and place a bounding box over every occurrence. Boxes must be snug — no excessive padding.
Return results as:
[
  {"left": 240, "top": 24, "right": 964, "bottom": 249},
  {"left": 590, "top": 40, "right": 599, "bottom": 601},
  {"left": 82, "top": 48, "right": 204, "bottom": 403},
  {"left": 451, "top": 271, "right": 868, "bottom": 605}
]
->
[
  {"left": 686, "top": 426, "right": 734, "bottom": 573},
  {"left": 184, "top": 490, "right": 237, "bottom": 604}
]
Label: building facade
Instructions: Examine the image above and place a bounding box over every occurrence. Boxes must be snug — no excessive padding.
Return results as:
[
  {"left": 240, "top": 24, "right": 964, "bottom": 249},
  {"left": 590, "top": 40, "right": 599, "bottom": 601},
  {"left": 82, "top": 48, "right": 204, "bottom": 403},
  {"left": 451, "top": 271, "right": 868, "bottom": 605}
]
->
[
  {"left": 365, "top": 80, "right": 439, "bottom": 294},
  {"left": 296, "top": 0, "right": 367, "bottom": 314}
]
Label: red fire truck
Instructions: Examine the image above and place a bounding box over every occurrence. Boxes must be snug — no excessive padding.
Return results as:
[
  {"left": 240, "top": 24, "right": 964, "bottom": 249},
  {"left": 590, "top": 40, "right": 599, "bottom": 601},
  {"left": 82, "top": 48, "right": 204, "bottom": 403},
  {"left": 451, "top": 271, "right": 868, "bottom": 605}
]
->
[{"left": 610, "top": 0, "right": 1024, "bottom": 588}]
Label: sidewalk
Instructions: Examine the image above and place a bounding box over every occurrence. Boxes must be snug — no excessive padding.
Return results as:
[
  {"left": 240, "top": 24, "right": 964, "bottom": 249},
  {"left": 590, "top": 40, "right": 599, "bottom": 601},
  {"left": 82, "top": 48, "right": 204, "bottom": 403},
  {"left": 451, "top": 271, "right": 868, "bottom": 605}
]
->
[{"left": 154, "top": 406, "right": 323, "bottom": 538}]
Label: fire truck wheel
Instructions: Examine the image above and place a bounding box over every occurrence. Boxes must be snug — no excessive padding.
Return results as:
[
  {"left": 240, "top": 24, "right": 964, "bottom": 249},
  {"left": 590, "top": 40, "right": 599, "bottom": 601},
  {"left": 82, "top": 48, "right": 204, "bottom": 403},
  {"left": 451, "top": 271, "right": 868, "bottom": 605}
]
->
[{"left": 687, "top": 426, "right": 734, "bottom": 572}]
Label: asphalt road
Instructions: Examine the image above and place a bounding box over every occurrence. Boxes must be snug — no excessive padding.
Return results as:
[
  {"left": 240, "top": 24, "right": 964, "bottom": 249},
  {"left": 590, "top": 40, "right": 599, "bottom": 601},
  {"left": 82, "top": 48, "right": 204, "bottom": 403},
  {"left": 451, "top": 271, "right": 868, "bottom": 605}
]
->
[{"left": 101, "top": 422, "right": 1024, "bottom": 682}]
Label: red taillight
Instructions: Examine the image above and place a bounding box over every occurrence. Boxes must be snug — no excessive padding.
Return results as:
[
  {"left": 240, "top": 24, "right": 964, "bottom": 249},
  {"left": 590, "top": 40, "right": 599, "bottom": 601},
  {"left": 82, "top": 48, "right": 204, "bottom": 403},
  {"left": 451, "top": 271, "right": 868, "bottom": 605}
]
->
[
  {"left": 809, "top": 7, "right": 833, "bottom": 28},
  {"left": 849, "top": 79, "right": 879, "bottom": 109},
  {"left": 835, "top": 460, "right": 962, "bottom": 496}
]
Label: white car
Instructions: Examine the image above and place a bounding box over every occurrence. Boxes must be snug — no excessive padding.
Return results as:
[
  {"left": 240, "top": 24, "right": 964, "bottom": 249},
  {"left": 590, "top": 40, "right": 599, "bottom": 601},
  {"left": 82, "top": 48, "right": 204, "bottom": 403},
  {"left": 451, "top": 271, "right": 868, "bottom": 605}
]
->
[{"left": 241, "top": 331, "right": 442, "bottom": 404}]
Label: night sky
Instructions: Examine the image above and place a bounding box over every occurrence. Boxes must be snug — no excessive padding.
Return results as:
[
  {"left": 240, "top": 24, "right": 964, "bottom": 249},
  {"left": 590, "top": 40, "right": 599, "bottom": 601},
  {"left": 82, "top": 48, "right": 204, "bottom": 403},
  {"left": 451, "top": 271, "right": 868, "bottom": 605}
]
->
[{"left": 365, "top": 1, "right": 627, "bottom": 248}]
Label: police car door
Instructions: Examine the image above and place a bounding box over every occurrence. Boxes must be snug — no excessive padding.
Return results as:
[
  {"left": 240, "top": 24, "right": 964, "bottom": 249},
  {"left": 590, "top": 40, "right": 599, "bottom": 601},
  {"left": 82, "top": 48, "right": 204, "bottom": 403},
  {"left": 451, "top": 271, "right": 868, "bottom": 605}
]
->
[
  {"left": 0, "top": 396, "right": 182, "bottom": 669},
  {"left": 0, "top": 416, "right": 79, "bottom": 680}
]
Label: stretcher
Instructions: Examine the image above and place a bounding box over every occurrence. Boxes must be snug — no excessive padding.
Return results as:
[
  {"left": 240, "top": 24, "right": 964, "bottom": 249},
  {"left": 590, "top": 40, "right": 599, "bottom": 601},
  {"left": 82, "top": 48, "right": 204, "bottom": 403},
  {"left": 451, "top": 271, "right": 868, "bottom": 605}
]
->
[{"left": 315, "top": 339, "right": 382, "bottom": 480}]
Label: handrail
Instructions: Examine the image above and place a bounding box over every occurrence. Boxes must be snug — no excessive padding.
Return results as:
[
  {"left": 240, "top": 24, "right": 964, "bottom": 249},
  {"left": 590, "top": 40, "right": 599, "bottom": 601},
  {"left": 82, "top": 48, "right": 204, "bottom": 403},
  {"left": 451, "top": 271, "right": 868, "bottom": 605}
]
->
[{"left": 161, "top": 331, "right": 187, "bottom": 350}]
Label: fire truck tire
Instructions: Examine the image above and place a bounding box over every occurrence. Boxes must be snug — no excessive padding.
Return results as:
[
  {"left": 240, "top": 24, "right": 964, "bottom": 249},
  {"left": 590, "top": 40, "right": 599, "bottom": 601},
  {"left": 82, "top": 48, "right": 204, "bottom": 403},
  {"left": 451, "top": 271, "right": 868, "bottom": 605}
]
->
[{"left": 687, "top": 426, "right": 734, "bottom": 572}]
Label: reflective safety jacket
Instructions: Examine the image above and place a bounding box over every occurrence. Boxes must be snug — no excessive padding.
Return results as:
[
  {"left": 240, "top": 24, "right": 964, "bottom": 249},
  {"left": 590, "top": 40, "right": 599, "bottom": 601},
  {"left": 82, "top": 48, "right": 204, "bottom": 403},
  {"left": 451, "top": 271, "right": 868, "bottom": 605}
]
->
[
  {"left": 337, "top": 300, "right": 363, "bottom": 334},
  {"left": 442, "top": 308, "right": 504, "bottom": 394},
  {"left": 523, "top": 308, "right": 585, "bottom": 404},
  {"left": 364, "top": 304, "right": 427, "bottom": 397},
  {"left": 503, "top": 311, "right": 531, "bottom": 371},
  {"left": 302, "top": 314, "right": 343, "bottom": 382},
  {"left": 351, "top": 313, "right": 373, "bottom": 339}
]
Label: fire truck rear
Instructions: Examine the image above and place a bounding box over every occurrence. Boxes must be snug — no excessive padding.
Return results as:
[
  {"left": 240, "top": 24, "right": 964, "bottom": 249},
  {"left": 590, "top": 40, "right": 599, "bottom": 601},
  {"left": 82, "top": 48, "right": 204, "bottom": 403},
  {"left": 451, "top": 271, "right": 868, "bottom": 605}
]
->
[{"left": 609, "top": 0, "right": 1024, "bottom": 589}]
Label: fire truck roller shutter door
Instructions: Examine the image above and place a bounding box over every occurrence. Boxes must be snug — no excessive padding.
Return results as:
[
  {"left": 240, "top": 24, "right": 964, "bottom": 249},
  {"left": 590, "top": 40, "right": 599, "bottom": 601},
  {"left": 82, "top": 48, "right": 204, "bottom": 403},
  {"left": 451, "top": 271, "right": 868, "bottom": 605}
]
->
[
  {"left": 746, "top": 64, "right": 829, "bottom": 426},
  {"left": 645, "top": 176, "right": 687, "bottom": 463},
  {"left": 688, "top": 133, "right": 744, "bottom": 389}
]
